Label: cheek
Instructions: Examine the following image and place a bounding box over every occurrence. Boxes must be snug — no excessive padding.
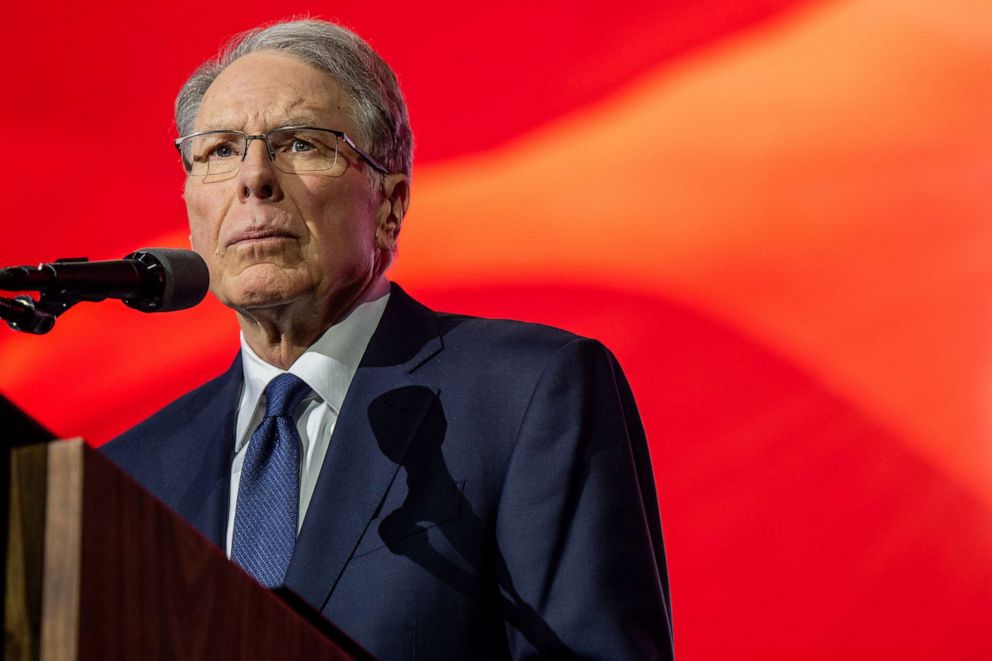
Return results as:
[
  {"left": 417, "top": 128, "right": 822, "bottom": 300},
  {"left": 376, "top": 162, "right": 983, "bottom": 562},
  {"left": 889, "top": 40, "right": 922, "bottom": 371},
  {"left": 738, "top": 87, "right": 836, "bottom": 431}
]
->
[
  {"left": 184, "top": 186, "right": 222, "bottom": 254},
  {"left": 186, "top": 218, "right": 212, "bottom": 257},
  {"left": 188, "top": 224, "right": 213, "bottom": 259}
]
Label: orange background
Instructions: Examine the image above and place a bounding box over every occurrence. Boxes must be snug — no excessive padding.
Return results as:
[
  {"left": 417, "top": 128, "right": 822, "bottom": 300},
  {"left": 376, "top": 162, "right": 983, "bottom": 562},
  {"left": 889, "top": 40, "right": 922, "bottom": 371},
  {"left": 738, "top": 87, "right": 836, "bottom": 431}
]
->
[{"left": 2, "top": 1, "right": 991, "bottom": 657}]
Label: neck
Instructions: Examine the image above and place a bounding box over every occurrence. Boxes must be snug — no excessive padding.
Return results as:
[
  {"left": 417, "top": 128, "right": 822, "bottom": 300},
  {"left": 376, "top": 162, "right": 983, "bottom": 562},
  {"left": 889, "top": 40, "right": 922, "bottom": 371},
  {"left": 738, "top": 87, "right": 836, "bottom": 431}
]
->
[{"left": 237, "top": 276, "right": 389, "bottom": 369}]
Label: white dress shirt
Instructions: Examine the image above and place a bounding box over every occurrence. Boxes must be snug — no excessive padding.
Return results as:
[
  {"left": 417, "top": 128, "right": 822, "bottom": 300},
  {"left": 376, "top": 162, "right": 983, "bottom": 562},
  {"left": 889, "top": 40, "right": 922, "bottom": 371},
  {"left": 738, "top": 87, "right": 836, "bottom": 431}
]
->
[{"left": 225, "top": 292, "right": 390, "bottom": 556}]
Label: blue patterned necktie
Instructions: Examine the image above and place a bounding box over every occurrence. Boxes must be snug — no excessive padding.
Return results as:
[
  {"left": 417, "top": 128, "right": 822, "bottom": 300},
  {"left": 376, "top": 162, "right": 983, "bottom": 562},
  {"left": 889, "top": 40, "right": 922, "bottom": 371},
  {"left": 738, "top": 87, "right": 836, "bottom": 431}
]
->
[{"left": 231, "top": 372, "right": 311, "bottom": 587}]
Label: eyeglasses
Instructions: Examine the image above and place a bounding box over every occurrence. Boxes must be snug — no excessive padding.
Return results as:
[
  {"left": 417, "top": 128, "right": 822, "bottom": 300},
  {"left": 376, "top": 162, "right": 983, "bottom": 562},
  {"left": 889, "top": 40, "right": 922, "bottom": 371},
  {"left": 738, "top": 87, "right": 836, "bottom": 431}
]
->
[{"left": 174, "top": 126, "right": 389, "bottom": 177}]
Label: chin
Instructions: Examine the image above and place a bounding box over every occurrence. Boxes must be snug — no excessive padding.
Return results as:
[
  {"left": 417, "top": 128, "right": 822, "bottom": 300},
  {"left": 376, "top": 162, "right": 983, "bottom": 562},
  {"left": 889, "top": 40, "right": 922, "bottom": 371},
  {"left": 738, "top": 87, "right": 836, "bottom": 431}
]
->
[
  {"left": 227, "top": 290, "right": 296, "bottom": 311},
  {"left": 219, "top": 268, "right": 312, "bottom": 310}
]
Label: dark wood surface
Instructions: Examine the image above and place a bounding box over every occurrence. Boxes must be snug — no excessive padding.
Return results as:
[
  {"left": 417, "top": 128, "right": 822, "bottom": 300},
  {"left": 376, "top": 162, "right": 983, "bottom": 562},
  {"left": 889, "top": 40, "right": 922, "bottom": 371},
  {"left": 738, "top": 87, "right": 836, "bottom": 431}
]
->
[
  {"left": 5, "top": 442, "right": 49, "bottom": 661},
  {"left": 6, "top": 440, "right": 374, "bottom": 660},
  {"left": 2, "top": 393, "right": 56, "bottom": 658}
]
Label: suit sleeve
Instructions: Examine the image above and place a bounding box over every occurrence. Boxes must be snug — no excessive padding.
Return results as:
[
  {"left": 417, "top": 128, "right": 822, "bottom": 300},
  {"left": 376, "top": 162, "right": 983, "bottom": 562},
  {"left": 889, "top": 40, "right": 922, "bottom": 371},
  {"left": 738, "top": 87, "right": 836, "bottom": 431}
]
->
[{"left": 494, "top": 338, "right": 674, "bottom": 660}]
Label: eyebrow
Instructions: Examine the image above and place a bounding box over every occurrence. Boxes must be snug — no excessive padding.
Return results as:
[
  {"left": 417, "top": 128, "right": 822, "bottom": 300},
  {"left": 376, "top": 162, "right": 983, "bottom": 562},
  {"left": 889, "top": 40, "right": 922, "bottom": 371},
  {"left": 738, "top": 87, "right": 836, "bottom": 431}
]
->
[
  {"left": 198, "top": 114, "right": 324, "bottom": 133},
  {"left": 280, "top": 114, "right": 321, "bottom": 127}
]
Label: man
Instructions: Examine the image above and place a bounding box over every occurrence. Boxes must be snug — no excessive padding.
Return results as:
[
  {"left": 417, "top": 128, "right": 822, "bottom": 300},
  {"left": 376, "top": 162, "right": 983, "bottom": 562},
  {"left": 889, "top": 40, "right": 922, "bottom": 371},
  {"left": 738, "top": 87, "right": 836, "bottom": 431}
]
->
[{"left": 104, "top": 18, "right": 673, "bottom": 660}]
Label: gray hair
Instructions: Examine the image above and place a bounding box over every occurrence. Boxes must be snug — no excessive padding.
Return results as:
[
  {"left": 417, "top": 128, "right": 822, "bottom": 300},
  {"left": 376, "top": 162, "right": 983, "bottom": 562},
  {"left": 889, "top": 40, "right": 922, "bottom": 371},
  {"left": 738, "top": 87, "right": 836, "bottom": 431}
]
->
[{"left": 175, "top": 19, "right": 413, "bottom": 178}]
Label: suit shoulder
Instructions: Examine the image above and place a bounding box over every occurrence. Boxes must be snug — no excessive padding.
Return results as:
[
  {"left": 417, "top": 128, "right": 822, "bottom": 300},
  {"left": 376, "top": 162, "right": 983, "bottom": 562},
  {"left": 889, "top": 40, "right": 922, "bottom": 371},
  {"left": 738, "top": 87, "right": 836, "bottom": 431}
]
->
[
  {"left": 437, "top": 311, "right": 590, "bottom": 355},
  {"left": 429, "top": 312, "right": 621, "bottom": 390}
]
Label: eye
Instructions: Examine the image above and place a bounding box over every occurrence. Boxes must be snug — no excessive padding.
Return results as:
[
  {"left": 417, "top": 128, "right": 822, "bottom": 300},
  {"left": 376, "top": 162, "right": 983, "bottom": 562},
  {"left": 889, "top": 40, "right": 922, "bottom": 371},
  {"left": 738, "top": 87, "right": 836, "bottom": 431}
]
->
[
  {"left": 272, "top": 130, "right": 333, "bottom": 157},
  {"left": 289, "top": 137, "right": 315, "bottom": 153},
  {"left": 210, "top": 142, "right": 237, "bottom": 158},
  {"left": 197, "top": 134, "right": 243, "bottom": 160}
]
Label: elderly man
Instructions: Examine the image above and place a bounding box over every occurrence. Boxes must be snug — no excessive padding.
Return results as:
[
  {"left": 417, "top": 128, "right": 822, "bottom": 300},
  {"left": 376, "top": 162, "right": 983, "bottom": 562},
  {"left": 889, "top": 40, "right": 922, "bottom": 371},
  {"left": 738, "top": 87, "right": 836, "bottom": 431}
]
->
[{"left": 104, "top": 18, "right": 673, "bottom": 660}]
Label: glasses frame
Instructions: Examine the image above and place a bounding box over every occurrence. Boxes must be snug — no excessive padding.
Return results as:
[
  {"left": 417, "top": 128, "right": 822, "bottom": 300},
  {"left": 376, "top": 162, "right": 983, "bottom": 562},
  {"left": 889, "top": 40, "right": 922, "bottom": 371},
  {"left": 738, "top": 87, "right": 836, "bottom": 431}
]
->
[{"left": 174, "top": 125, "right": 390, "bottom": 176}]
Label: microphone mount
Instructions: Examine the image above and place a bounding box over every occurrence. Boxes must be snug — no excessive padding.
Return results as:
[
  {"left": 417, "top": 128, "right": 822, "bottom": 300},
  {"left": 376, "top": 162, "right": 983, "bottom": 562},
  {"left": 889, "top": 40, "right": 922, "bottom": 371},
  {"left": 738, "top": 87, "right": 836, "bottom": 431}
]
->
[{"left": 0, "top": 258, "right": 90, "bottom": 334}]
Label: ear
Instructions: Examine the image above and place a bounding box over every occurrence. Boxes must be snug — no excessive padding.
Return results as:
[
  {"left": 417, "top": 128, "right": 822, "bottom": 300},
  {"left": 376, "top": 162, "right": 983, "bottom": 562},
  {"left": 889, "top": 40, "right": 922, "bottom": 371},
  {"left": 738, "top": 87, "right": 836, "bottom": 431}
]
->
[{"left": 376, "top": 173, "right": 410, "bottom": 252}]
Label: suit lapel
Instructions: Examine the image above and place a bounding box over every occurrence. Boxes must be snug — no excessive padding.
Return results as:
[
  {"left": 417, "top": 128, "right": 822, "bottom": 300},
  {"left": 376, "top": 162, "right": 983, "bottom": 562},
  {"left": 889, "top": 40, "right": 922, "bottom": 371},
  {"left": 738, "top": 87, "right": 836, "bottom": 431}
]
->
[
  {"left": 284, "top": 285, "right": 443, "bottom": 611},
  {"left": 161, "top": 355, "right": 242, "bottom": 548}
]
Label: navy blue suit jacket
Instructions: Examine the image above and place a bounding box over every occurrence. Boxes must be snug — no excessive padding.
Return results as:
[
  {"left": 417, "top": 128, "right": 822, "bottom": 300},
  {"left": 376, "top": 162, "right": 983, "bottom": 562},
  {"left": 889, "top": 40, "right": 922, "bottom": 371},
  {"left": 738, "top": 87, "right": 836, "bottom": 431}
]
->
[{"left": 103, "top": 285, "right": 673, "bottom": 660}]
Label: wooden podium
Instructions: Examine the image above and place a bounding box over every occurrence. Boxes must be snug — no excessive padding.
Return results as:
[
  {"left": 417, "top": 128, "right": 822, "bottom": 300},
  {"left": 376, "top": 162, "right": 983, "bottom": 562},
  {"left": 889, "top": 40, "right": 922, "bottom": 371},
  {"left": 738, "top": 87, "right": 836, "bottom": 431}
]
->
[{"left": 3, "top": 401, "right": 374, "bottom": 660}]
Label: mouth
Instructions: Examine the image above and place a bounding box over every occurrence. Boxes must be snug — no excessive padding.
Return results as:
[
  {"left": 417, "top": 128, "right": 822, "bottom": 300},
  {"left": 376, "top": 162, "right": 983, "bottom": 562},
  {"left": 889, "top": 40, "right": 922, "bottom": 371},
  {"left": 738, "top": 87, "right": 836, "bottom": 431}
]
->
[{"left": 225, "top": 228, "right": 297, "bottom": 248}]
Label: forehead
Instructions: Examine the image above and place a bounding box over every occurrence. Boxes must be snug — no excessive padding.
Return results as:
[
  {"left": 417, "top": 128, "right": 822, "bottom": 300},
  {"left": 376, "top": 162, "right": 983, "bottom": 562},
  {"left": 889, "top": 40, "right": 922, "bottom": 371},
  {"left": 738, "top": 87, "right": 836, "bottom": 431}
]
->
[{"left": 195, "top": 50, "right": 352, "bottom": 132}]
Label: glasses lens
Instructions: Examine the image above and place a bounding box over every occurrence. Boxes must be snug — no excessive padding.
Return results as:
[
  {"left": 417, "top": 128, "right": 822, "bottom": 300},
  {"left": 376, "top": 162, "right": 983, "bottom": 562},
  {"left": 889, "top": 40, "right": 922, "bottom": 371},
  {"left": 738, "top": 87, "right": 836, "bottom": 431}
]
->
[
  {"left": 180, "top": 132, "right": 246, "bottom": 176},
  {"left": 268, "top": 128, "right": 342, "bottom": 175}
]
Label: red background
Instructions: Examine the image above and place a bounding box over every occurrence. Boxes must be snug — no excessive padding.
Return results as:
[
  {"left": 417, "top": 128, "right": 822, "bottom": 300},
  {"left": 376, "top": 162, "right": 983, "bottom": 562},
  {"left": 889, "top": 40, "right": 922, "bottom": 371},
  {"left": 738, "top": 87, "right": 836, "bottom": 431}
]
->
[{"left": 2, "top": 1, "right": 991, "bottom": 658}]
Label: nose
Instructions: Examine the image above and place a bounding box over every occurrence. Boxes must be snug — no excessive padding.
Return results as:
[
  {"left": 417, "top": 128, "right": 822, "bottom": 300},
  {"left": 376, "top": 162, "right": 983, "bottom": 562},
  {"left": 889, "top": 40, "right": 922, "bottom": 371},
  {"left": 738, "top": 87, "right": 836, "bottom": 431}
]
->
[{"left": 237, "top": 138, "right": 284, "bottom": 202}]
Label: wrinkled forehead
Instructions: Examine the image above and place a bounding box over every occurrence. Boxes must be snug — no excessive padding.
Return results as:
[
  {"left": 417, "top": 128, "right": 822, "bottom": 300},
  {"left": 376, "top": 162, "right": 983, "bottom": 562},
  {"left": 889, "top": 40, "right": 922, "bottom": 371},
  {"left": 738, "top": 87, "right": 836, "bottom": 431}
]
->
[{"left": 194, "top": 51, "right": 353, "bottom": 134}]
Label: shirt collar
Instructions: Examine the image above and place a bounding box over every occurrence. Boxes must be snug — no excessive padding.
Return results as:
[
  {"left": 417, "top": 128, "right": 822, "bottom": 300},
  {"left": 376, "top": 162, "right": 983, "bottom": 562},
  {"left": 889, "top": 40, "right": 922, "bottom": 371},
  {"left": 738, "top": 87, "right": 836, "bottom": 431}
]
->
[{"left": 235, "top": 291, "right": 390, "bottom": 452}]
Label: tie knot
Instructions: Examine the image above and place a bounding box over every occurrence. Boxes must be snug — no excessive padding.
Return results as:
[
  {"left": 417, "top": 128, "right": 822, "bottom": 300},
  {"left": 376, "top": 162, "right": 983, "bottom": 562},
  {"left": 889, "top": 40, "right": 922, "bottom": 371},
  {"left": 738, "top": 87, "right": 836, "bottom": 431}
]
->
[{"left": 263, "top": 373, "right": 312, "bottom": 418}]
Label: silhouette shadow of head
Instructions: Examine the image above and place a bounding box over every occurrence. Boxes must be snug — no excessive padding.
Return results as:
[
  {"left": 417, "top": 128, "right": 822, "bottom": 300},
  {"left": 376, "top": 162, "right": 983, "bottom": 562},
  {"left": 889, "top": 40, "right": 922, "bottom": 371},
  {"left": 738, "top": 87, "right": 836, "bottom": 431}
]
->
[{"left": 367, "top": 386, "right": 574, "bottom": 656}]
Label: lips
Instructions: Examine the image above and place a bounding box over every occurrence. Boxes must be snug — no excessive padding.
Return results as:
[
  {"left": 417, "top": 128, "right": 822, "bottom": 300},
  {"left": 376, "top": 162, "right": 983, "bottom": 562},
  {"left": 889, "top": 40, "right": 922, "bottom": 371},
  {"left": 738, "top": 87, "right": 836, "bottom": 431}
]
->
[{"left": 225, "top": 227, "right": 297, "bottom": 247}]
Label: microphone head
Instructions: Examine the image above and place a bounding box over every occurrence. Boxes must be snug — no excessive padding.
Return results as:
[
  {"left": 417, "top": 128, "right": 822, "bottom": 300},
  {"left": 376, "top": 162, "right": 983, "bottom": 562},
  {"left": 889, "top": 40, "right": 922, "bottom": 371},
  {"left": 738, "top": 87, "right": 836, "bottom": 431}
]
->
[{"left": 122, "top": 248, "right": 209, "bottom": 312}]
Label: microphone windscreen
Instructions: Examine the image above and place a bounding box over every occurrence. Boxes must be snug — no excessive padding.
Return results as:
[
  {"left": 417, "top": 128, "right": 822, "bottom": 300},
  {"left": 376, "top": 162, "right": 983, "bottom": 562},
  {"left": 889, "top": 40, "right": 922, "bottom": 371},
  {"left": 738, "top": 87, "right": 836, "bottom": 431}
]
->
[{"left": 126, "top": 248, "right": 210, "bottom": 312}]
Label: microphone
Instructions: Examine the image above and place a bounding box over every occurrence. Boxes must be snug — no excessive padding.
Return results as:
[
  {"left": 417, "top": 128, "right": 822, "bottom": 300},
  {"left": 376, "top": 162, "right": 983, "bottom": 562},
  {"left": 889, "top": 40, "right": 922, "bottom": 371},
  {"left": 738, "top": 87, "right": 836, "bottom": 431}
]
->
[{"left": 0, "top": 248, "right": 209, "bottom": 312}]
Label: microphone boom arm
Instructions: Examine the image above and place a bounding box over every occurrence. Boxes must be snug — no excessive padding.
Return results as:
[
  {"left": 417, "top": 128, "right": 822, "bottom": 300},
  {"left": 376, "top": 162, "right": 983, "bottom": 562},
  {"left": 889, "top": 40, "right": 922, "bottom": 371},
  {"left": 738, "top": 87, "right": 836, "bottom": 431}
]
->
[
  {"left": 0, "top": 257, "right": 99, "bottom": 334},
  {"left": 0, "top": 292, "right": 79, "bottom": 334}
]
